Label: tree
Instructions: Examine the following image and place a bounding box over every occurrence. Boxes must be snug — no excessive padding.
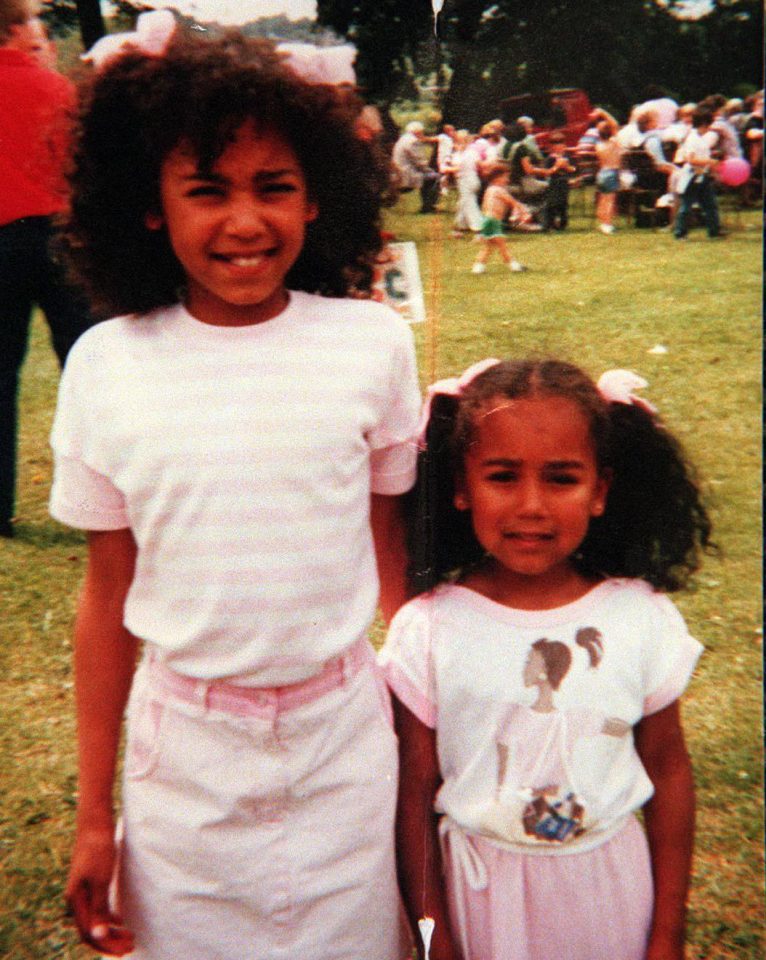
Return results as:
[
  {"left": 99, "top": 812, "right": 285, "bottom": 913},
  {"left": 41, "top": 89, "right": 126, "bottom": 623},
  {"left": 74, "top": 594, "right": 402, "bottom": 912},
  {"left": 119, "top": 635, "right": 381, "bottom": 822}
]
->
[
  {"left": 316, "top": 0, "right": 434, "bottom": 103},
  {"left": 41, "top": 0, "right": 105, "bottom": 46},
  {"left": 74, "top": 0, "right": 104, "bottom": 47},
  {"left": 316, "top": 0, "right": 763, "bottom": 125}
]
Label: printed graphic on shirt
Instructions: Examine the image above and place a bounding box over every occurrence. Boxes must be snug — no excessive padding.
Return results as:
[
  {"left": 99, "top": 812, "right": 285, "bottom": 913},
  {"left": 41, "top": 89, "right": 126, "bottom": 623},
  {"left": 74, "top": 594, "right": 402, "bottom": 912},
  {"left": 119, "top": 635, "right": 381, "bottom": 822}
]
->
[{"left": 491, "top": 627, "right": 630, "bottom": 845}]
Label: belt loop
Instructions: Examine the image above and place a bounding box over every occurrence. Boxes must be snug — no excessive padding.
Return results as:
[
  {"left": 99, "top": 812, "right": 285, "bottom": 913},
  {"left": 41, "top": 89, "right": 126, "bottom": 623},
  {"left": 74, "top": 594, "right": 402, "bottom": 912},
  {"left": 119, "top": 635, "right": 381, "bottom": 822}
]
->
[
  {"left": 341, "top": 646, "right": 356, "bottom": 685},
  {"left": 193, "top": 678, "right": 211, "bottom": 712}
]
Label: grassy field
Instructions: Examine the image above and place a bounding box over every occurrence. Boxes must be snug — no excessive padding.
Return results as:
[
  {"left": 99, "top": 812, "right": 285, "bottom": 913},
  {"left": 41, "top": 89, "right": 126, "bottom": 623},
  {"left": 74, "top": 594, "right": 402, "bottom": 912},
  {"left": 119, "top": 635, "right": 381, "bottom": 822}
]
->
[{"left": 0, "top": 189, "right": 762, "bottom": 958}]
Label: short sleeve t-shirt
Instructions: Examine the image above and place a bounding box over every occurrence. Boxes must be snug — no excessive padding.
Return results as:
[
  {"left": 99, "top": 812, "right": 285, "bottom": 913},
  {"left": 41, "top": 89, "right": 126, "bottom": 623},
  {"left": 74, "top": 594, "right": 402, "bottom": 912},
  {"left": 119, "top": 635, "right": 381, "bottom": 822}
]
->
[
  {"left": 50, "top": 291, "right": 421, "bottom": 685},
  {"left": 379, "top": 579, "right": 702, "bottom": 853}
]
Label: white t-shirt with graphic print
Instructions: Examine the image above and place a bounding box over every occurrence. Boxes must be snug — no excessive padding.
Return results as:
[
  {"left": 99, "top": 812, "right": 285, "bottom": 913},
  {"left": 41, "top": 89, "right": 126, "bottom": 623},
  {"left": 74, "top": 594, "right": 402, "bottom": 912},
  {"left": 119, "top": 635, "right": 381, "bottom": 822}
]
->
[{"left": 379, "top": 578, "right": 702, "bottom": 855}]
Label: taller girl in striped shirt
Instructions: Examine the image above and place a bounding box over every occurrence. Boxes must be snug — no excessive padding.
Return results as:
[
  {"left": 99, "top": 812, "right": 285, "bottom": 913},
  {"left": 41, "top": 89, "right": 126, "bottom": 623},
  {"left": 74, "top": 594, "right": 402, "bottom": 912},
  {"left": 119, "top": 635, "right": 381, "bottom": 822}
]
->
[{"left": 50, "top": 25, "right": 420, "bottom": 960}]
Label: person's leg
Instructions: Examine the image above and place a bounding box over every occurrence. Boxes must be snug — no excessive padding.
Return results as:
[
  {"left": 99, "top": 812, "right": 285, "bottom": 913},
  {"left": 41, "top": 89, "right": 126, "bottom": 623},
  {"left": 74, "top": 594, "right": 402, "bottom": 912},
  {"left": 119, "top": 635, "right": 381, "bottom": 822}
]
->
[
  {"left": 540, "top": 198, "right": 553, "bottom": 231},
  {"left": 490, "top": 236, "right": 525, "bottom": 272},
  {"left": 32, "top": 218, "right": 94, "bottom": 367},
  {"left": 472, "top": 239, "right": 490, "bottom": 272},
  {"left": 492, "top": 237, "right": 510, "bottom": 264},
  {"left": 674, "top": 183, "right": 695, "bottom": 238},
  {"left": 419, "top": 172, "right": 440, "bottom": 213},
  {"left": 697, "top": 177, "right": 721, "bottom": 237},
  {"left": 596, "top": 190, "right": 606, "bottom": 225},
  {"left": 0, "top": 220, "right": 36, "bottom": 532}
]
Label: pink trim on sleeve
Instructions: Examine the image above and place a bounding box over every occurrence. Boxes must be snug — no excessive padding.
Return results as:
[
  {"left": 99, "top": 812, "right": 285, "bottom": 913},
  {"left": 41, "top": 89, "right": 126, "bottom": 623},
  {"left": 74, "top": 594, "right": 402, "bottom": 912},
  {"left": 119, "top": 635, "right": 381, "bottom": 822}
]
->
[
  {"left": 383, "top": 661, "right": 437, "bottom": 728},
  {"left": 643, "top": 634, "right": 703, "bottom": 716}
]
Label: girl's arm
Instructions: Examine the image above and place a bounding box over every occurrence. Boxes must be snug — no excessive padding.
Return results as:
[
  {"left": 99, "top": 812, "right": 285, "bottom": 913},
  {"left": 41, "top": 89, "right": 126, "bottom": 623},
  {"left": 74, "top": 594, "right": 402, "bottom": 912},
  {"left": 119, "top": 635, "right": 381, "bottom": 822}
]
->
[
  {"left": 66, "top": 528, "right": 139, "bottom": 957},
  {"left": 394, "top": 697, "right": 460, "bottom": 960},
  {"left": 635, "top": 700, "right": 695, "bottom": 960},
  {"left": 371, "top": 492, "right": 410, "bottom": 623}
]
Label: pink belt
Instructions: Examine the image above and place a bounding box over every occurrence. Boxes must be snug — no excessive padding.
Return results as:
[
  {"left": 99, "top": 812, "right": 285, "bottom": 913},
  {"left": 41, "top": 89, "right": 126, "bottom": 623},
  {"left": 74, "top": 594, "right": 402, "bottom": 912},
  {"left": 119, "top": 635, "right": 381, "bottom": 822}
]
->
[{"left": 146, "top": 638, "right": 374, "bottom": 719}]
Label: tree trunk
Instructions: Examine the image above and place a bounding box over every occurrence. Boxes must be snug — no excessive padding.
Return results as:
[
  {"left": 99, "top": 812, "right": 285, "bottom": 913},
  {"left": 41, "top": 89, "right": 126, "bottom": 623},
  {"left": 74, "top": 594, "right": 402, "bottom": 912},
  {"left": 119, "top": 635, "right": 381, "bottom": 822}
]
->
[{"left": 76, "top": 0, "right": 105, "bottom": 50}]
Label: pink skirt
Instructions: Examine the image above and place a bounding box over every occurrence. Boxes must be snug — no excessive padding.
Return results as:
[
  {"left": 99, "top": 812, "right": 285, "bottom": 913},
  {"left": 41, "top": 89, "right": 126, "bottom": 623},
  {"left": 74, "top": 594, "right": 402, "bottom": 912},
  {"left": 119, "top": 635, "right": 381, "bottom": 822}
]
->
[{"left": 443, "top": 816, "right": 653, "bottom": 960}]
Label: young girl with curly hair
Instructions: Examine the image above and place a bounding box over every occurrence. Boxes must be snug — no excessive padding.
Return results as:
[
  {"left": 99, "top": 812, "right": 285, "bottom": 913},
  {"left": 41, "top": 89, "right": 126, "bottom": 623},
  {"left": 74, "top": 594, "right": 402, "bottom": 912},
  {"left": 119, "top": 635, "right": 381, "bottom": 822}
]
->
[
  {"left": 379, "top": 359, "right": 712, "bottom": 960},
  {"left": 50, "top": 24, "right": 420, "bottom": 960}
]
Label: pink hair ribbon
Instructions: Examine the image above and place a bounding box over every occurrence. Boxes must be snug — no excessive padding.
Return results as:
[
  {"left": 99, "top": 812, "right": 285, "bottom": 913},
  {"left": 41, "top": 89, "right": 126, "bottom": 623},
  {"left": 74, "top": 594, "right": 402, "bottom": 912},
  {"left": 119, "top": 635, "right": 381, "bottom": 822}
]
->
[
  {"left": 417, "top": 358, "right": 500, "bottom": 448},
  {"left": 275, "top": 43, "right": 357, "bottom": 85},
  {"left": 82, "top": 10, "right": 176, "bottom": 70},
  {"left": 597, "top": 369, "right": 657, "bottom": 414}
]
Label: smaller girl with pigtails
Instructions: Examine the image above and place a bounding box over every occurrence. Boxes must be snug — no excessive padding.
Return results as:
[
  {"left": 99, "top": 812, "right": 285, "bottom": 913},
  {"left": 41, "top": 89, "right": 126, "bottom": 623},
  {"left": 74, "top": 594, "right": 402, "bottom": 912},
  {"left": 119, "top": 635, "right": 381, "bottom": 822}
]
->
[{"left": 379, "top": 359, "right": 712, "bottom": 960}]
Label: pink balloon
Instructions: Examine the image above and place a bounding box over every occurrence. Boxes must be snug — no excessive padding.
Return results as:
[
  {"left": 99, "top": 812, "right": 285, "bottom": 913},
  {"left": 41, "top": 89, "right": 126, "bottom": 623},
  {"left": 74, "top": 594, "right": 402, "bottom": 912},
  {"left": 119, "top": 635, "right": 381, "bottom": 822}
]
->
[{"left": 717, "top": 157, "right": 751, "bottom": 187}]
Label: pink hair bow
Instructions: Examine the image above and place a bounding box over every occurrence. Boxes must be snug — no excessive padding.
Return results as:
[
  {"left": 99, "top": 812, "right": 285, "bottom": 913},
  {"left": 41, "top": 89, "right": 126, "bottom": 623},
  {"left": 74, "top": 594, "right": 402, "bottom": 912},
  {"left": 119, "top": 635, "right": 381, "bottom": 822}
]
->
[
  {"left": 597, "top": 369, "right": 657, "bottom": 414},
  {"left": 82, "top": 10, "right": 176, "bottom": 70},
  {"left": 417, "top": 358, "right": 500, "bottom": 448},
  {"left": 276, "top": 43, "right": 357, "bottom": 85}
]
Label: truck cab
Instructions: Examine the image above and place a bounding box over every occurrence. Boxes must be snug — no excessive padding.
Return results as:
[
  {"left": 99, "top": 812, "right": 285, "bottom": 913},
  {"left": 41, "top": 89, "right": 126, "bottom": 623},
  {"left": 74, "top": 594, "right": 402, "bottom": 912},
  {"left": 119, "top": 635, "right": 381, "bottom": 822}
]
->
[{"left": 499, "top": 89, "right": 593, "bottom": 149}]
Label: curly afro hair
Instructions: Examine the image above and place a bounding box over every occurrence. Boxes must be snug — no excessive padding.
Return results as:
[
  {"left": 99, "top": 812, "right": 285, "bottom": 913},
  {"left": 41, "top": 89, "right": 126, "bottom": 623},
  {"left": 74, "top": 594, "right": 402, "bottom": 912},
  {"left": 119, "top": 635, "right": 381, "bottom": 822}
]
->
[{"left": 63, "top": 28, "right": 389, "bottom": 316}]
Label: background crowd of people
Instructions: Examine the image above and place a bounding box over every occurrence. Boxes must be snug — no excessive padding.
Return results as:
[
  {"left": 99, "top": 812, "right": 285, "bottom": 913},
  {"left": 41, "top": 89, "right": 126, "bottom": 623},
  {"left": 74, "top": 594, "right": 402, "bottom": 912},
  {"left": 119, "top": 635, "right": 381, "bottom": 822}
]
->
[{"left": 390, "top": 86, "right": 763, "bottom": 246}]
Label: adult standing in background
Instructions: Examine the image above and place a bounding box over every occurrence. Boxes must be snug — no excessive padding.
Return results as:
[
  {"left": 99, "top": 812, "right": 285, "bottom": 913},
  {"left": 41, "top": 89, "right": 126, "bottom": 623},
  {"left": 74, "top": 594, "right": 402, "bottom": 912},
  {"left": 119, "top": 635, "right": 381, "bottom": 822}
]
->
[
  {"left": 516, "top": 115, "right": 544, "bottom": 163},
  {"left": 391, "top": 120, "right": 440, "bottom": 213},
  {"left": 0, "top": 0, "right": 92, "bottom": 538}
]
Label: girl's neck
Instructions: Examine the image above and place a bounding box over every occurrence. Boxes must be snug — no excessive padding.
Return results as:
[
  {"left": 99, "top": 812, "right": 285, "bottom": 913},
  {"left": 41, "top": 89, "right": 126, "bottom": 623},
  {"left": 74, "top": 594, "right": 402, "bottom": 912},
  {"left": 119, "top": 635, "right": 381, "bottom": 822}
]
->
[{"left": 460, "top": 561, "right": 603, "bottom": 611}]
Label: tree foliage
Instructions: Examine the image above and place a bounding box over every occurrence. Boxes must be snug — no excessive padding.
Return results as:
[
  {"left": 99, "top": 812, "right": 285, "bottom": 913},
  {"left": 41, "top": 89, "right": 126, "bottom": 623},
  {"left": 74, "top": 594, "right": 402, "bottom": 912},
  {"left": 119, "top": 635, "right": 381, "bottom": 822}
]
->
[
  {"left": 43, "top": 0, "right": 763, "bottom": 126},
  {"left": 316, "top": 0, "right": 763, "bottom": 125}
]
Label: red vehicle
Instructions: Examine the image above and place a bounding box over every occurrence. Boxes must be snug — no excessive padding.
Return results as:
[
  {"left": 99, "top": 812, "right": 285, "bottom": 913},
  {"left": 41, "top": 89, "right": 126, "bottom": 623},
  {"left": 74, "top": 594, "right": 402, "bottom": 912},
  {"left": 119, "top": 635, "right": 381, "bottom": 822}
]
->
[{"left": 499, "top": 89, "right": 594, "bottom": 149}]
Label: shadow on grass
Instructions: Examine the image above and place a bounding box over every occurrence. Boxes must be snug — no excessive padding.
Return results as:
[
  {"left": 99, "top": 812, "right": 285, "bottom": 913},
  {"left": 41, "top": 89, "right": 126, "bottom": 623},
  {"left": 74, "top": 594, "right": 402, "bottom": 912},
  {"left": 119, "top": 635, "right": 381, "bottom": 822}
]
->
[{"left": 7, "top": 522, "right": 86, "bottom": 551}]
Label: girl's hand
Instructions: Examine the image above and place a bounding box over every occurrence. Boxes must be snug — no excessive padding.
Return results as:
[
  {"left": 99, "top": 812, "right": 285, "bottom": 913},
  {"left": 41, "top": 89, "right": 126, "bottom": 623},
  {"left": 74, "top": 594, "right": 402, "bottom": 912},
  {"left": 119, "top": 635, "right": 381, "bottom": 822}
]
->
[{"left": 66, "top": 824, "right": 134, "bottom": 956}]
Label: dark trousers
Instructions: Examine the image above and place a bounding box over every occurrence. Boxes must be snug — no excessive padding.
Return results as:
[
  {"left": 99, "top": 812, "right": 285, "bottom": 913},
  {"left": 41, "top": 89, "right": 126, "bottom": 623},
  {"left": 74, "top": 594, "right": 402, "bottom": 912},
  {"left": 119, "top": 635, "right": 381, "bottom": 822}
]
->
[
  {"left": 0, "top": 216, "right": 93, "bottom": 523},
  {"left": 542, "top": 178, "right": 571, "bottom": 230},
  {"left": 674, "top": 176, "right": 721, "bottom": 238},
  {"left": 419, "top": 171, "right": 441, "bottom": 212}
]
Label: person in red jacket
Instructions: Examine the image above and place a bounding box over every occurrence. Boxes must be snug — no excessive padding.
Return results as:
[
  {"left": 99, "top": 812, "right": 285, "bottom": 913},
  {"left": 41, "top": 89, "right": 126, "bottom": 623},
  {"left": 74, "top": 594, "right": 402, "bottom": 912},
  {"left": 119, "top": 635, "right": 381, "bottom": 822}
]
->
[{"left": 0, "top": 0, "right": 93, "bottom": 538}]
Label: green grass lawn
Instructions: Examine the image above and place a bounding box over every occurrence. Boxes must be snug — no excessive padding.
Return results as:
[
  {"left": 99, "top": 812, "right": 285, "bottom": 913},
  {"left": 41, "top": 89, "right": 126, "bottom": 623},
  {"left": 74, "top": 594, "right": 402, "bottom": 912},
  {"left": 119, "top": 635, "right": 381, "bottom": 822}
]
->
[{"left": 0, "top": 190, "right": 762, "bottom": 958}]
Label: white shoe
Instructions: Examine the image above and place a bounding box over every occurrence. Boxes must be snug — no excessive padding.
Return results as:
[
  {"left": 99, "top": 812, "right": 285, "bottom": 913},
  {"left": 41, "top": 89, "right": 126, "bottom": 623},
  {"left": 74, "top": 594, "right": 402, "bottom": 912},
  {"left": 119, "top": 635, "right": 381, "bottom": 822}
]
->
[
  {"left": 471, "top": 262, "right": 486, "bottom": 274},
  {"left": 509, "top": 261, "right": 527, "bottom": 272},
  {"left": 598, "top": 223, "right": 615, "bottom": 235}
]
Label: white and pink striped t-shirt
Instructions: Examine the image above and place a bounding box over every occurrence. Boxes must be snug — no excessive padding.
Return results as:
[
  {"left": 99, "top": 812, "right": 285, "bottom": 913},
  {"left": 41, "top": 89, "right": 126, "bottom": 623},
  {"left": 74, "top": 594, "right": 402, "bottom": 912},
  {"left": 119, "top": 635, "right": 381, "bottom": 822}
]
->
[{"left": 50, "top": 291, "right": 421, "bottom": 685}]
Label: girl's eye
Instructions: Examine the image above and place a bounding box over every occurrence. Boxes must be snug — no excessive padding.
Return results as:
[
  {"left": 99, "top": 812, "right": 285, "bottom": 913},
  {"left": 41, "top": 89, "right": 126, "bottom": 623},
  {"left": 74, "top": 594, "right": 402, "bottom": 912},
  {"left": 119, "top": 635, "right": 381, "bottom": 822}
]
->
[
  {"left": 486, "top": 470, "right": 517, "bottom": 483},
  {"left": 547, "top": 473, "right": 579, "bottom": 485},
  {"left": 261, "top": 181, "right": 298, "bottom": 195},
  {"left": 186, "top": 185, "right": 225, "bottom": 198}
]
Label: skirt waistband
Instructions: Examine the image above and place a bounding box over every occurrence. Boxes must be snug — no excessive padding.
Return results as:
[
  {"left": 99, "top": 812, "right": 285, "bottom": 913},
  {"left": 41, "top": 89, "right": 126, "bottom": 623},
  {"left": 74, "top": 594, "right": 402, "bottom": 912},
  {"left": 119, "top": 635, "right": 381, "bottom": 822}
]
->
[{"left": 145, "top": 638, "right": 373, "bottom": 719}]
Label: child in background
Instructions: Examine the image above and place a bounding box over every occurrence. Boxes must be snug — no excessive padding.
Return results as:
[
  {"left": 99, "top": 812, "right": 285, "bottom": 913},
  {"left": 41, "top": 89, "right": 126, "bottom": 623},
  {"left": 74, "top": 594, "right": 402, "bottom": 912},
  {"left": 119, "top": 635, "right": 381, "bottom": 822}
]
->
[
  {"left": 381, "top": 359, "right": 712, "bottom": 960},
  {"left": 471, "top": 164, "right": 529, "bottom": 274},
  {"left": 540, "top": 132, "right": 575, "bottom": 231},
  {"left": 674, "top": 106, "right": 722, "bottom": 240},
  {"left": 593, "top": 109, "right": 622, "bottom": 234},
  {"left": 50, "top": 27, "right": 420, "bottom": 960}
]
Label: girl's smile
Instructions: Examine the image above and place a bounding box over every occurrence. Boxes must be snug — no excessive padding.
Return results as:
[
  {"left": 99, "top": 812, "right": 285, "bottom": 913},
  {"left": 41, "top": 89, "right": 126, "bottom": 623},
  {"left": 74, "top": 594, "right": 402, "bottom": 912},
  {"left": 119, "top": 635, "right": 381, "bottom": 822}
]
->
[
  {"left": 456, "top": 396, "right": 610, "bottom": 608},
  {"left": 150, "top": 121, "right": 318, "bottom": 326}
]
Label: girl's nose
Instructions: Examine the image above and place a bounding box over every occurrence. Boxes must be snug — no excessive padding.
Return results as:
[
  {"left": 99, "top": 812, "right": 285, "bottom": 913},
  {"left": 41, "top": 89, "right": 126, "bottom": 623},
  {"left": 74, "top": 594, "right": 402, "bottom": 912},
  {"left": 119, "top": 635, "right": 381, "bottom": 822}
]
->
[
  {"left": 225, "top": 195, "right": 266, "bottom": 236},
  {"left": 517, "top": 479, "right": 546, "bottom": 515}
]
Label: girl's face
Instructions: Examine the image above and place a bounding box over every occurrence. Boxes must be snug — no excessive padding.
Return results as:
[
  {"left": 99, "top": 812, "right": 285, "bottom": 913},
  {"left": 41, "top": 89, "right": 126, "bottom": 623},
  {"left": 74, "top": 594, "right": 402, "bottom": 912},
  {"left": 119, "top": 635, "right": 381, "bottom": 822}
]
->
[
  {"left": 150, "top": 121, "right": 318, "bottom": 326},
  {"left": 455, "top": 396, "right": 609, "bottom": 602},
  {"left": 523, "top": 648, "right": 546, "bottom": 688}
]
